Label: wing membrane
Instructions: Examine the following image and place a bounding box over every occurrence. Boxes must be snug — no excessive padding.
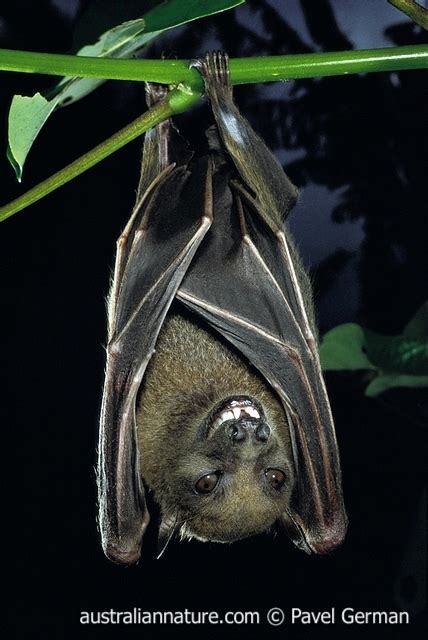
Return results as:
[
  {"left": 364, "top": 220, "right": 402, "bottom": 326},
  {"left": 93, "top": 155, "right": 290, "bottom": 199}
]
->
[{"left": 98, "top": 157, "right": 213, "bottom": 565}]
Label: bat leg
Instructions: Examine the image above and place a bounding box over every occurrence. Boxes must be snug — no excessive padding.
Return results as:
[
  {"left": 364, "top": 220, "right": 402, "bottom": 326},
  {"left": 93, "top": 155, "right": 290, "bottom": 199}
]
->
[
  {"left": 137, "top": 86, "right": 192, "bottom": 202},
  {"left": 192, "top": 51, "right": 299, "bottom": 231},
  {"left": 113, "top": 82, "right": 192, "bottom": 297},
  {"left": 135, "top": 84, "right": 174, "bottom": 200},
  {"left": 109, "top": 148, "right": 177, "bottom": 326}
]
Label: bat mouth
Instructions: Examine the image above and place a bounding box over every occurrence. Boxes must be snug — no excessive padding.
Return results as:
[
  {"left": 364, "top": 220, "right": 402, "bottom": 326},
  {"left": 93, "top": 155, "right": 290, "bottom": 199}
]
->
[{"left": 206, "top": 395, "right": 265, "bottom": 439}]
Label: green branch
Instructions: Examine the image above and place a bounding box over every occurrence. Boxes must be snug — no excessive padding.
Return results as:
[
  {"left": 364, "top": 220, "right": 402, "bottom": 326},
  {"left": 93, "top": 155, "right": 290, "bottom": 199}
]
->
[
  {"left": 0, "top": 87, "right": 201, "bottom": 223},
  {"left": 388, "top": 0, "right": 428, "bottom": 30},
  {"left": 1, "top": 44, "right": 427, "bottom": 223},
  {"left": 0, "top": 45, "right": 427, "bottom": 86}
]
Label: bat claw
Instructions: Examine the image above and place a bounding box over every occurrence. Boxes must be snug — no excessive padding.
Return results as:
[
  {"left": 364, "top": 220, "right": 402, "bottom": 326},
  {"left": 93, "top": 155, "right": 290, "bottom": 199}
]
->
[
  {"left": 145, "top": 53, "right": 178, "bottom": 107},
  {"left": 145, "top": 82, "right": 169, "bottom": 108},
  {"left": 191, "top": 51, "right": 233, "bottom": 100}
]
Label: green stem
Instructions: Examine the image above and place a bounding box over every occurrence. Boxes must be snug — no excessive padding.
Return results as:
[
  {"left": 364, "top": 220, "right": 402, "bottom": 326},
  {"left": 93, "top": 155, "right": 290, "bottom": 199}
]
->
[
  {"left": 0, "top": 87, "right": 201, "bottom": 222},
  {"left": 229, "top": 46, "right": 427, "bottom": 83},
  {"left": 0, "top": 45, "right": 426, "bottom": 86},
  {"left": 388, "top": 0, "right": 428, "bottom": 30},
  {"left": 1, "top": 44, "right": 427, "bottom": 222}
]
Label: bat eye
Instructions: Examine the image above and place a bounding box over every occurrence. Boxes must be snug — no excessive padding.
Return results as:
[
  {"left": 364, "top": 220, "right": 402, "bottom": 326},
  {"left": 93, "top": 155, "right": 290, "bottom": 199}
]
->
[
  {"left": 195, "top": 472, "right": 221, "bottom": 495},
  {"left": 265, "top": 468, "right": 286, "bottom": 491}
]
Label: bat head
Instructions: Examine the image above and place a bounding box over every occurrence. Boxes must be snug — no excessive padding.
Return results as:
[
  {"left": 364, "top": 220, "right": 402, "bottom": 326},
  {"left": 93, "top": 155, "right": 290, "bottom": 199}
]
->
[
  {"left": 137, "top": 312, "right": 295, "bottom": 546},
  {"left": 169, "top": 394, "right": 295, "bottom": 543}
]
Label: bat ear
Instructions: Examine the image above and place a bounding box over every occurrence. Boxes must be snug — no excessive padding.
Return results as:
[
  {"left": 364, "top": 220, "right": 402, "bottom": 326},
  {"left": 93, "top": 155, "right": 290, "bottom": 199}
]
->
[{"left": 156, "top": 513, "right": 177, "bottom": 559}]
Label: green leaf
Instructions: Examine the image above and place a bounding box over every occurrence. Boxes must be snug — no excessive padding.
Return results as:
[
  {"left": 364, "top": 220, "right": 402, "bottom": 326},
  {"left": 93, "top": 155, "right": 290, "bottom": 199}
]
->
[
  {"left": 7, "top": 0, "right": 245, "bottom": 179},
  {"left": 319, "top": 303, "right": 428, "bottom": 396},
  {"left": 362, "top": 329, "right": 428, "bottom": 376},
  {"left": 319, "top": 323, "right": 376, "bottom": 371},
  {"left": 7, "top": 93, "right": 58, "bottom": 182},
  {"left": 46, "top": 19, "right": 156, "bottom": 109},
  {"left": 365, "top": 373, "right": 428, "bottom": 397},
  {"left": 361, "top": 302, "right": 428, "bottom": 376},
  {"left": 144, "top": 0, "right": 245, "bottom": 32}
]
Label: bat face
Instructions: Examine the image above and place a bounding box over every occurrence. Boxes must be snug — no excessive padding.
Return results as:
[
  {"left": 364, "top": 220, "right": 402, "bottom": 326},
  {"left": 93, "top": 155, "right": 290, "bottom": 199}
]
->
[{"left": 137, "top": 311, "right": 295, "bottom": 543}]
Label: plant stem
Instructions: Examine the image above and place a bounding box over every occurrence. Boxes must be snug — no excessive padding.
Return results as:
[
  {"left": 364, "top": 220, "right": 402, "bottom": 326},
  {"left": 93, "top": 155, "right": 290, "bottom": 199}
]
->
[
  {"left": 1, "top": 44, "right": 427, "bottom": 222},
  {"left": 0, "top": 87, "right": 201, "bottom": 222},
  {"left": 229, "top": 46, "right": 427, "bottom": 83},
  {"left": 388, "top": 0, "right": 428, "bottom": 30},
  {"left": 0, "top": 45, "right": 426, "bottom": 86}
]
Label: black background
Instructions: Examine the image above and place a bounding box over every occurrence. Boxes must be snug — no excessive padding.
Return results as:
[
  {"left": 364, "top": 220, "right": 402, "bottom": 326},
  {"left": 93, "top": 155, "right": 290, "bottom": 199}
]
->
[{"left": 1, "top": 1, "right": 426, "bottom": 638}]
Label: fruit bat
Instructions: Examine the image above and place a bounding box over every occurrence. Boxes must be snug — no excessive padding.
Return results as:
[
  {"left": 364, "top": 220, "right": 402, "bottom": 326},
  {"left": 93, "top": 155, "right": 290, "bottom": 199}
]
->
[{"left": 97, "top": 52, "right": 347, "bottom": 566}]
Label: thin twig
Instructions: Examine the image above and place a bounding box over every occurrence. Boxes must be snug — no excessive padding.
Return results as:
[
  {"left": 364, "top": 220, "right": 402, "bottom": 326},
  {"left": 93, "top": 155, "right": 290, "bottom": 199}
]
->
[{"left": 0, "top": 88, "right": 201, "bottom": 222}]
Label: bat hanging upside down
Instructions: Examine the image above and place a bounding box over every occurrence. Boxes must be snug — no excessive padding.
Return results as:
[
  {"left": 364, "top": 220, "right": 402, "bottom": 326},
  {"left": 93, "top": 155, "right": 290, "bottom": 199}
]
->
[{"left": 97, "top": 52, "right": 348, "bottom": 566}]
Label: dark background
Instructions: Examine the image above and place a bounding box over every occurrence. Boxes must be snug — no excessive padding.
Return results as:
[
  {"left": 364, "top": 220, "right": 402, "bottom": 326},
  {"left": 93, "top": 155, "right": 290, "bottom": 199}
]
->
[{"left": 1, "top": 1, "right": 426, "bottom": 638}]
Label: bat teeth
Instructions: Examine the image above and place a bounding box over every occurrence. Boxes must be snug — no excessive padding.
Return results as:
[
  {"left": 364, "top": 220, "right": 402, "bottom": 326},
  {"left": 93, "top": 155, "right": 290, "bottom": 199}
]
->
[
  {"left": 217, "top": 410, "right": 234, "bottom": 426},
  {"left": 217, "top": 406, "right": 261, "bottom": 425},
  {"left": 208, "top": 397, "right": 264, "bottom": 438},
  {"left": 245, "top": 407, "right": 260, "bottom": 419}
]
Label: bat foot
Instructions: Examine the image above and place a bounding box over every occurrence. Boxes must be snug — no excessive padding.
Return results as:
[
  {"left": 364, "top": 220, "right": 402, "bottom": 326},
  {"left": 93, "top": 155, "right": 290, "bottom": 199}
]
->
[
  {"left": 145, "top": 82, "right": 169, "bottom": 108},
  {"left": 191, "top": 51, "right": 233, "bottom": 102},
  {"left": 146, "top": 52, "right": 178, "bottom": 107}
]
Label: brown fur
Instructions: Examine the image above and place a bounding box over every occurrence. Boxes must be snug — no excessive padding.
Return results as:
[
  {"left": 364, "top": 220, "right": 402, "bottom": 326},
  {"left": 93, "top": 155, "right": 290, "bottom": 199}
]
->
[{"left": 136, "top": 309, "right": 294, "bottom": 542}]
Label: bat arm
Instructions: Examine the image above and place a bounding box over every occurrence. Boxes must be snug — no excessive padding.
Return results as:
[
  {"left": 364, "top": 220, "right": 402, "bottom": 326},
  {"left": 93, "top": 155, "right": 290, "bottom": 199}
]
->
[
  {"left": 240, "top": 226, "right": 314, "bottom": 355},
  {"left": 98, "top": 349, "right": 154, "bottom": 566},
  {"left": 98, "top": 164, "right": 213, "bottom": 565},
  {"left": 284, "top": 360, "right": 347, "bottom": 552},
  {"left": 108, "top": 164, "right": 176, "bottom": 334},
  {"left": 277, "top": 230, "right": 318, "bottom": 349},
  {"left": 193, "top": 52, "right": 299, "bottom": 230},
  {"left": 233, "top": 180, "right": 318, "bottom": 350},
  {"left": 280, "top": 399, "right": 346, "bottom": 555},
  {"left": 177, "top": 289, "right": 307, "bottom": 355}
]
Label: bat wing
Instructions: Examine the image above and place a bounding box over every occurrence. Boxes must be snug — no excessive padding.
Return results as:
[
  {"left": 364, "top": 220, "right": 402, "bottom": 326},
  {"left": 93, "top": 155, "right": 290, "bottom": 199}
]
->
[
  {"left": 177, "top": 53, "right": 347, "bottom": 553},
  {"left": 98, "top": 126, "right": 213, "bottom": 565}
]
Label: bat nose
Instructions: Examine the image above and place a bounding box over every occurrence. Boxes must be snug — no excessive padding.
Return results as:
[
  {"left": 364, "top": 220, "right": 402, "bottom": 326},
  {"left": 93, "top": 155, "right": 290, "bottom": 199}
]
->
[{"left": 227, "top": 420, "right": 270, "bottom": 444}]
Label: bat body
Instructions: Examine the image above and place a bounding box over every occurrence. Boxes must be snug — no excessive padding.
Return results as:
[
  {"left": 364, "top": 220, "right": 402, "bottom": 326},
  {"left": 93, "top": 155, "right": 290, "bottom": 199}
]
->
[{"left": 98, "top": 53, "right": 347, "bottom": 566}]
